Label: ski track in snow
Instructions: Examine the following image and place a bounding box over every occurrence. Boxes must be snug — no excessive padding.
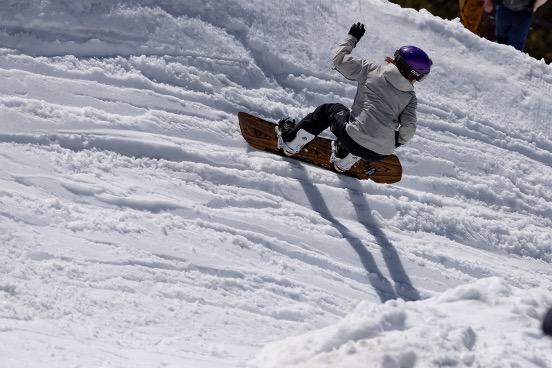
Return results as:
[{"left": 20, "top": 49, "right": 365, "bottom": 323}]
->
[{"left": 1, "top": 1, "right": 552, "bottom": 367}]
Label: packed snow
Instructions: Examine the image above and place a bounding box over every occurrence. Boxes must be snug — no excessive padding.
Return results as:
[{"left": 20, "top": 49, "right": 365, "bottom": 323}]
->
[{"left": 0, "top": 0, "right": 551, "bottom": 367}]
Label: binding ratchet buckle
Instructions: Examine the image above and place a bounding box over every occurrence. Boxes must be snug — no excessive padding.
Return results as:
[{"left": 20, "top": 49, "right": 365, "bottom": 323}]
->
[{"left": 365, "top": 167, "right": 377, "bottom": 176}]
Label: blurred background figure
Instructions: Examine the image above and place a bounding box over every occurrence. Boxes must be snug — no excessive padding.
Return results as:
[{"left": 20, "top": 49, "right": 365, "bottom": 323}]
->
[
  {"left": 544, "top": 307, "right": 552, "bottom": 337},
  {"left": 494, "top": 0, "right": 548, "bottom": 51},
  {"left": 390, "top": 0, "right": 551, "bottom": 65},
  {"left": 459, "top": 0, "right": 494, "bottom": 35}
]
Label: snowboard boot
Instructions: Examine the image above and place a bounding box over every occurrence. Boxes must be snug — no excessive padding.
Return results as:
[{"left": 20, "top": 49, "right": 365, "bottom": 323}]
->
[
  {"left": 330, "top": 140, "right": 349, "bottom": 161},
  {"left": 330, "top": 140, "right": 360, "bottom": 172},
  {"left": 278, "top": 117, "right": 296, "bottom": 136},
  {"left": 276, "top": 117, "right": 315, "bottom": 156}
]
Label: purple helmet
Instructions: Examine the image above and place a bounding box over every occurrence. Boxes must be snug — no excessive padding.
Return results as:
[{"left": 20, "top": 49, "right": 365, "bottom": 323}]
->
[{"left": 394, "top": 46, "right": 432, "bottom": 82}]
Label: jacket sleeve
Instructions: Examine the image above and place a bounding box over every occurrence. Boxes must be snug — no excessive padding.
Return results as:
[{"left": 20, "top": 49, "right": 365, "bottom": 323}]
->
[
  {"left": 397, "top": 93, "right": 417, "bottom": 145},
  {"left": 332, "top": 35, "right": 364, "bottom": 81}
]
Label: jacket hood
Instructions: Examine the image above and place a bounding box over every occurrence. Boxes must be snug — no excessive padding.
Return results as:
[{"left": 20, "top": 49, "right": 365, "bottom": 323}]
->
[{"left": 383, "top": 64, "right": 414, "bottom": 92}]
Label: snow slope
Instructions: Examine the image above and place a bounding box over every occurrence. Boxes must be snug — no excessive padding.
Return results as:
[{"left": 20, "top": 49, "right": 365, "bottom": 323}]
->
[{"left": 0, "top": 1, "right": 551, "bottom": 367}]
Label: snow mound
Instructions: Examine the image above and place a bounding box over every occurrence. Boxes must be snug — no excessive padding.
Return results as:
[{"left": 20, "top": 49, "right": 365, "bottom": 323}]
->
[{"left": 249, "top": 277, "right": 552, "bottom": 368}]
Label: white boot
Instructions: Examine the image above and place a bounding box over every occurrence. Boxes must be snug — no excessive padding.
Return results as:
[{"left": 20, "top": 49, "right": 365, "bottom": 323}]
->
[
  {"left": 276, "top": 127, "right": 315, "bottom": 156},
  {"left": 333, "top": 152, "right": 361, "bottom": 172}
]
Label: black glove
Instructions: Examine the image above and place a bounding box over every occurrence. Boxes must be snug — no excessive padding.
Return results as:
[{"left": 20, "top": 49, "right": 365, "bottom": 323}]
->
[
  {"left": 348, "top": 23, "right": 365, "bottom": 42},
  {"left": 395, "top": 131, "right": 402, "bottom": 148}
]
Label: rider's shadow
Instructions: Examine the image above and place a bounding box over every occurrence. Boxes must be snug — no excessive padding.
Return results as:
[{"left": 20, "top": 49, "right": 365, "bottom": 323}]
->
[
  {"left": 290, "top": 163, "right": 419, "bottom": 302},
  {"left": 341, "top": 177, "right": 421, "bottom": 302}
]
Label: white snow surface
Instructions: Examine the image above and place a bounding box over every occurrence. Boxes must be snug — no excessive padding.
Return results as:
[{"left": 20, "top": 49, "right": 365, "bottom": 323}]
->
[{"left": 0, "top": 1, "right": 551, "bottom": 367}]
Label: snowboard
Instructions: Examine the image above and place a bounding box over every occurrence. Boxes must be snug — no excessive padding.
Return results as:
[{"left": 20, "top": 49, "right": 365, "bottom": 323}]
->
[{"left": 238, "top": 112, "right": 402, "bottom": 184}]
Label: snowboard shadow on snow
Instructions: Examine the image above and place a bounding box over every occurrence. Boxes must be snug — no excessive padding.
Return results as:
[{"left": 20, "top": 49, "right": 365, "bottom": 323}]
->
[
  {"left": 293, "top": 165, "right": 420, "bottom": 302},
  {"left": 342, "top": 177, "right": 421, "bottom": 302}
]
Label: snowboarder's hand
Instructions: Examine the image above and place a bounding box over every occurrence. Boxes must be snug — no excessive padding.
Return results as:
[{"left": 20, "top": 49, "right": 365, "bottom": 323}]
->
[
  {"left": 348, "top": 23, "right": 365, "bottom": 42},
  {"left": 395, "top": 131, "right": 402, "bottom": 148}
]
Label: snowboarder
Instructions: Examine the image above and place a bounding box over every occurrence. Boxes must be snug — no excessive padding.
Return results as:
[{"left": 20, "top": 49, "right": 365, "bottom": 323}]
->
[{"left": 276, "top": 22, "right": 432, "bottom": 172}]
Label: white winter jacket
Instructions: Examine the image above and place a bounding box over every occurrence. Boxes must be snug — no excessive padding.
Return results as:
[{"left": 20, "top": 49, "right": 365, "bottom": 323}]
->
[{"left": 332, "top": 35, "right": 417, "bottom": 155}]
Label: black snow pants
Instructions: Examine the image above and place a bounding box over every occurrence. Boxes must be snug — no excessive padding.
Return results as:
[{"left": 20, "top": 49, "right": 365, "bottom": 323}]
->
[{"left": 284, "top": 103, "right": 388, "bottom": 163}]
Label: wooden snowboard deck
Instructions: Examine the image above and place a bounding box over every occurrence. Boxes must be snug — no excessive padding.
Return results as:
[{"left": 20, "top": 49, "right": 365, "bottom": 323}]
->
[{"left": 238, "top": 112, "right": 402, "bottom": 184}]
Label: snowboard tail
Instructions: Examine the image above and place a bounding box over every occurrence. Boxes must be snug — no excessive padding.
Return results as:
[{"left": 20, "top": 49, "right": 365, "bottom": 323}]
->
[{"left": 238, "top": 112, "right": 402, "bottom": 183}]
